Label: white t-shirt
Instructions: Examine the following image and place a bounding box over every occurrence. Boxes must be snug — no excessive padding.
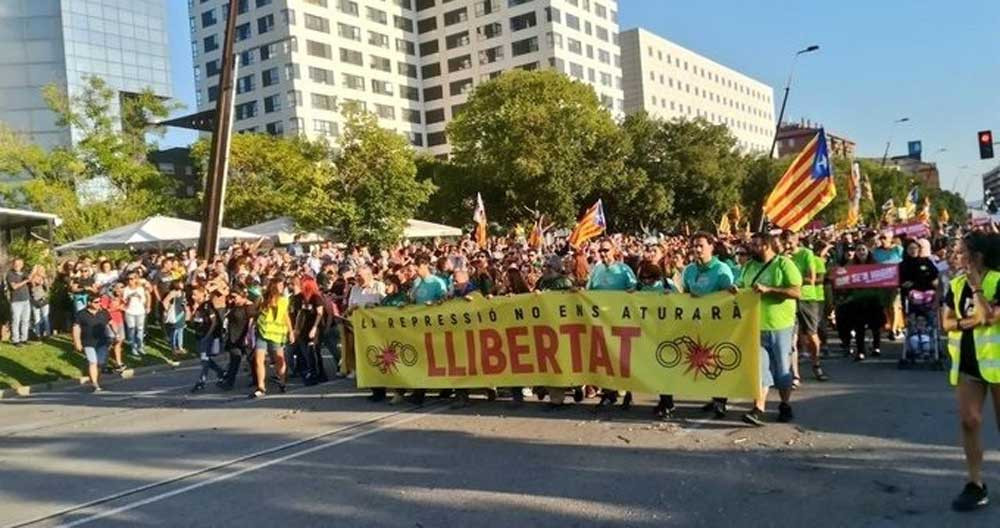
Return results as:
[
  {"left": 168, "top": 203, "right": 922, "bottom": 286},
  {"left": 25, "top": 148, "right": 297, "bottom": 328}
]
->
[
  {"left": 347, "top": 281, "right": 386, "bottom": 308},
  {"left": 93, "top": 271, "right": 119, "bottom": 288},
  {"left": 122, "top": 286, "right": 149, "bottom": 316}
]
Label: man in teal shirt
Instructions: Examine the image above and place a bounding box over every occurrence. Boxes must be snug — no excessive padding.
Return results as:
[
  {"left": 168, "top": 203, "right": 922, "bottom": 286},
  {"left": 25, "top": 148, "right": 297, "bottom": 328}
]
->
[
  {"left": 739, "top": 232, "right": 802, "bottom": 426},
  {"left": 406, "top": 253, "right": 449, "bottom": 406},
  {"left": 677, "top": 232, "right": 736, "bottom": 419}
]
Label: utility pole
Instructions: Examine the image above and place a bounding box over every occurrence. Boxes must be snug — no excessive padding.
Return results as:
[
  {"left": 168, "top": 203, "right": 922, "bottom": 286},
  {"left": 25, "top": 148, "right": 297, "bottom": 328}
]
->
[{"left": 197, "top": 0, "right": 240, "bottom": 259}]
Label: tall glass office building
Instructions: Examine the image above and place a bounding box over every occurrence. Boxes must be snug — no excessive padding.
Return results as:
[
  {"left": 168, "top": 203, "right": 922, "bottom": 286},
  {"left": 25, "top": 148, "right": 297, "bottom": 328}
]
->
[{"left": 0, "top": 0, "right": 172, "bottom": 150}]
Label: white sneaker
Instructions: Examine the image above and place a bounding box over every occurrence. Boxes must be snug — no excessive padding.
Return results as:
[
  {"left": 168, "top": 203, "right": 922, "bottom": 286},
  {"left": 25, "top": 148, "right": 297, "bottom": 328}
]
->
[{"left": 346, "top": 372, "right": 356, "bottom": 380}]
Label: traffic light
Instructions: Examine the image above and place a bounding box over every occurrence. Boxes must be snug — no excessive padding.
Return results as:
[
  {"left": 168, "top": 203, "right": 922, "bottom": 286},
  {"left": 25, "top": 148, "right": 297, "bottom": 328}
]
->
[{"left": 980, "top": 130, "right": 994, "bottom": 159}]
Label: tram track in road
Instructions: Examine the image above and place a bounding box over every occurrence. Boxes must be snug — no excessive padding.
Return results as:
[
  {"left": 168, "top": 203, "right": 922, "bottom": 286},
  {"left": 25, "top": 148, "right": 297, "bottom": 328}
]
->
[{"left": 4, "top": 401, "right": 446, "bottom": 528}]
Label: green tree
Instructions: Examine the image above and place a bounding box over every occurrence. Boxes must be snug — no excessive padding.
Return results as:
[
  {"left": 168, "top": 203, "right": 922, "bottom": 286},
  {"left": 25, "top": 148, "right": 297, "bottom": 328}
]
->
[
  {"left": 0, "top": 76, "right": 180, "bottom": 244},
  {"left": 322, "top": 105, "right": 433, "bottom": 248},
  {"left": 929, "top": 189, "right": 968, "bottom": 224},
  {"left": 191, "top": 133, "right": 336, "bottom": 229},
  {"left": 447, "top": 69, "right": 631, "bottom": 227},
  {"left": 415, "top": 155, "right": 478, "bottom": 229}
]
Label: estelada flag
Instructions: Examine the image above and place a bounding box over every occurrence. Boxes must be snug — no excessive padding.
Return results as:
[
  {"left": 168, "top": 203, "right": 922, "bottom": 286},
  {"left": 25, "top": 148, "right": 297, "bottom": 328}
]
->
[
  {"left": 917, "top": 197, "right": 931, "bottom": 225},
  {"left": 568, "top": 199, "right": 606, "bottom": 249},
  {"left": 473, "top": 192, "right": 488, "bottom": 248},
  {"left": 528, "top": 216, "right": 543, "bottom": 249},
  {"left": 717, "top": 212, "right": 731, "bottom": 235},
  {"left": 763, "top": 129, "right": 836, "bottom": 231},
  {"left": 940, "top": 208, "right": 951, "bottom": 225},
  {"left": 844, "top": 161, "right": 861, "bottom": 228}
]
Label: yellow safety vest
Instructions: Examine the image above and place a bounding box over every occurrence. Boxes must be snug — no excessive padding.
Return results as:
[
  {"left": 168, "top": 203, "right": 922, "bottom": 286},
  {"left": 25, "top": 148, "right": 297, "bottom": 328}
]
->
[
  {"left": 947, "top": 271, "right": 1000, "bottom": 384},
  {"left": 257, "top": 296, "right": 290, "bottom": 344}
]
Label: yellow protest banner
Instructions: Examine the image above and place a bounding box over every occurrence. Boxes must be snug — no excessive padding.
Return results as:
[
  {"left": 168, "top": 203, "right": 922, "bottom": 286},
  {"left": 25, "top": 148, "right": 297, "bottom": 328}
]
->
[{"left": 351, "top": 291, "right": 761, "bottom": 400}]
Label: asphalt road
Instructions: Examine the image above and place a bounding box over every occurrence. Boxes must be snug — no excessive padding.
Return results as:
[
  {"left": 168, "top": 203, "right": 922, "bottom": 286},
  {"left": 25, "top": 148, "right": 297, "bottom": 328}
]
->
[{"left": 0, "top": 342, "right": 997, "bottom": 528}]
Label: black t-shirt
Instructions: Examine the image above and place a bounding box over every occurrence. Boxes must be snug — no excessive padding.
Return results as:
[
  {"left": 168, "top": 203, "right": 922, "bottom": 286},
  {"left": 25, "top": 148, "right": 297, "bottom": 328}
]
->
[
  {"left": 944, "top": 283, "right": 1000, "bottom": 379},
  {"left": 191, "top": 302, "right": 226, "bottom": 340},
  {"left": 75, "top": 309, "right": 111, "bottom": 348},
  {"left": 226, "top": 304, "right": 257, "bottom": 347},
  {"left": 295, "top": 295, "right": 324, "bottom": 338},
  {"left": 6, "top": 271, "right": 29, "bottom": 302}
]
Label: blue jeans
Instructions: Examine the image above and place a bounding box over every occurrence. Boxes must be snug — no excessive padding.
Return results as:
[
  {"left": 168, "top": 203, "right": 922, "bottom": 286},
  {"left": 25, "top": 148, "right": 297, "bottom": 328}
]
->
[
  {"left": 198, "top": 336, "right": 224, "bottom": 383},
  {"left": 31, "top": 304, "right": 50, "bottom": 338},
  {"left": 323, "top": 324, "right": 341, "bottom": 374},
  {"left": 9, "top": 300, "right": 30, "bottom": 343},
  {"left": 166, "top": 323, "right": 185, "bottom": 351},
  {"left": 125, "top": 313, "right": 146, "bottom": 355},
  {"left": 760, "top": 327, "right": 795, "bottom": 391}
]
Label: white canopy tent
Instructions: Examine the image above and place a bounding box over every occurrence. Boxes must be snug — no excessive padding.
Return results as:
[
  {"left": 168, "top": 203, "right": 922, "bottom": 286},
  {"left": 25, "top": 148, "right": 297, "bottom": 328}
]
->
[
  {"left": 241, "top": 216, "right": 328, "bottom": 245},
  {"left": 55, "top": 215, "right": 261, "bottom": 252},
  {"left": 403, "top": 219, "right": 462, "bottom": 239}
]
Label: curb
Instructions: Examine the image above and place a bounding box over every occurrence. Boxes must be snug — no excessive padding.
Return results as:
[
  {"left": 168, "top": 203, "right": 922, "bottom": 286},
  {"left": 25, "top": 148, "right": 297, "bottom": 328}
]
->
[{"left": 0, "top": 358, "right": 201, "bottom": 399}]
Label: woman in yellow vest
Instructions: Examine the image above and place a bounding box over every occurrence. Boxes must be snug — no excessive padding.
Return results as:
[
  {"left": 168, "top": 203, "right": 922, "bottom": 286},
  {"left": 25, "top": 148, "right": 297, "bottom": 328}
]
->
[
  {"left": 251, "top": 277, "right": 295, "bottom": 399},
  {"left": 941, "top": 232, "right": 1000, "bottom": 512}
]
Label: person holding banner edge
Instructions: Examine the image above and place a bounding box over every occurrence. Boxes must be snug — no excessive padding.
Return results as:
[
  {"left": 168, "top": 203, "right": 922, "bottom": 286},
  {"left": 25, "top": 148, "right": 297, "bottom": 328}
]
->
[
  {"left": 941, "top": 232, "right": 1000, "bottom": 512},
  {"left": 782, "top": 231, "right": 830, "bottom": 384},
  {"left": 739, "top": 232, "right": 802, "bottom": 426},
  {"left": 588, "top": 239, "right": 638, "bottom": 410}
]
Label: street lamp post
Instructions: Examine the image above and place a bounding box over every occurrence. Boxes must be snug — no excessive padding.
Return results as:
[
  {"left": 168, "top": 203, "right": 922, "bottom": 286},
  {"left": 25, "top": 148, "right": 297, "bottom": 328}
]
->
[
  {"left": 880, "top": 117, "right": 910, "bottom": 166},
  {"left": 768, "top": 45, "right": 820, "bottom": 159}
]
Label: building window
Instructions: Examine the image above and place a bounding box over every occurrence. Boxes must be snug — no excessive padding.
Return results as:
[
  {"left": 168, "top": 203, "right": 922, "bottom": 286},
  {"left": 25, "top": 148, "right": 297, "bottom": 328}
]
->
[
  {"left": 207, "top": 85, "right": 219, "bottom": 102},
  {"left": 375, "top": 104, "right": 395, "bottom": 120},
  {"left": 311, "top": 93, "right": 337, "bottom": 110},
  {"left": 205, "top": 59, "right": 221, "bottom": 77},
  {"left": 338, "top": 23, "right": 362, "bottom": 42},
  {"left": 424, "top": 85, "right": 443, "bottom": 101},
  {"left": 369, "top": 31, "right": 390, "bottom": 48},
  {"left": 477, "top": 22, "right": 502, "bottom": 40},
  {"left": 565, "top": 13, "right": 580, "bottom": 30},
  {"left": 338, "top": 0, "right": 359, "bottom": 16},
  {"left": 511, "top": 37, "right": 538, "bottom": 57},
  {"left": 235, "top": 23, "right": 251, "bottom": 42},
  {"left": 598, "top": 49, "right": 610, "bottom": 64},
  {"left": 425, "top": 108, "right": 445, "bottom": 124},
  {"left": 260, "top": 42, "right": 279, "bottom": 61},
  {"left": 366, "top": 6, "right": 388, "bottom": 24},
  {"left": 417, "top": 16, "right": 437, "bottom": 34},
  {"left": 567, "top": 38, "right": 581, "bottom": 54},
  {"left": 595, "top": 26, "right": 608, "bottom": 42},
  {"left": 237, "top": 74, "right": 255, "bottom": 94},
  {"left": 313, "top": 119, "right": 338, "bottom": 137},
  {"left": 395, "top": 0, "right": 413, "bottom": 10},
  {"left": 444, "top": 7, "right": 468, "bottom": 26},
  {"left": 546, "top": 31, "right": 562, "bottom": 49},
  {"left": 475, "top": 0, "right": 501, "bottom": 17},
  {"left": 568, "top": 62, "right": 583, "bottom": 79},
  {"left": 371, "top": 55, "right": 392, "bottom": 72},
  {"left": 261, "top": 67, "right": 280, "bottom": 87},
  {"left": 396, "top": 39, "right": 416, "bottom": 55},
  {"left": 239, "top": 49, "right": 256, "bottom": 66},
  {"left": 256, "top": 0, "right": 273, "bottom": 7},
  {"left": 264, "top": 94, "right": 282, "bottom": 113},
  {"left": 450, "top": 78, "right": 473, "bottom": 95},
  {"left": 509, "top": 0, "right": 532, "bottom": 6},
  {"left": 510, "top": 12, "right": 536, "bottom": 32},
  {"left": 400, "top": 86, "right": 420, "bottom": 101},
  {"left": 342, "top": 73, "right": 366, "bottom": 90},
  {"left": 340, "top": 48, "right": 363, "bottom": 65},
  {"left": 427, "top": 131, "right": 447, "bottom": 146},
  {"left": 447, "top": 54, "right": 472, "bottom": 73},
  {"left": 371, "top": 79, "right": 394, "bottom": 95},
  {"left": 416, "top": 0, "right": 435, "bottom": 10},
  {"left": 304, "top": 14, "right": 330, "bottom": 33},
  {"left": 235, "top": 101, "right": 258, "bottom": 120},
  {"left": 394, "top": 15, "right": 414, "bottom": 32},
  {"left": 287, "top": 90, "right": 302, "bottom": 107},
  {"left": 446, "top": 31, "right": 470, "bottom": 50},
  {"left": 421, "top": 62, "right": 441, "bottom": 79},
  {"left": 402, "top": 108, "right": 421, "bottom": 123},
  {"left": 478, "top": 45, "right": 503, "bottom": 64},
  {"left": 284, "top": 63, "right": 300, "bottom": 80},
  {"left": 420, "top": 39, "right": 440, "bottom": 56},
  {"left": 397, "top": 62, "right": 418, "bottom": 78},
  {"left": 201, "top": 10, "right": 217, "bottom": 28},
  {"left": 203, "top": 35, "right": 219, "bottom": 53},
  {"left": 257, "top": 14, "right": 275, "bottom": 34},
  {"left": 309, "top": 66, "right": 335, "bottom": 85}
]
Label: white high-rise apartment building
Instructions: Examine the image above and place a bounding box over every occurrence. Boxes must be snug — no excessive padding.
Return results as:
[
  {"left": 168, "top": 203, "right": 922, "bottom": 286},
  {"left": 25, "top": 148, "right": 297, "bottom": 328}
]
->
[
  {"left": 0, "top": 0, "right": 172, "bottom": 150},
  {"left": 620, "top": 28, "right": 775, "bottom": 154},
  {"left": 188, "top": 0, "right": 623, "bottom": 156}
]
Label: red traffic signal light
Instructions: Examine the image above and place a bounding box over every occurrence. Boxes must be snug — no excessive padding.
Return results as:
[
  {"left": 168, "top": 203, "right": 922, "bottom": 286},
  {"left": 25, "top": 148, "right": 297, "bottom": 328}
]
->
[{"left": 980, "top": 130, "right": 995, "bottom": 159}]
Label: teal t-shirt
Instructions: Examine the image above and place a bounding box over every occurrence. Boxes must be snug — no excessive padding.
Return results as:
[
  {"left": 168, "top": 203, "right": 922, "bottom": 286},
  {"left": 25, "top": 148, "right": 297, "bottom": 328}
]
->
[
  {"left": 681, "top": 257, "right": 735, "bottom": 296},
  {"left": 873, "top": 246, "right": 903, "bottom": 264},
  {"left": 411, "top": 275, "right": 449, "bottom": 304},
  {"left": 587, "top": 263, "right": 638, "bottom": 291},
  {"left": 738, "top": 255, "right": 803, "bottom": 331}
]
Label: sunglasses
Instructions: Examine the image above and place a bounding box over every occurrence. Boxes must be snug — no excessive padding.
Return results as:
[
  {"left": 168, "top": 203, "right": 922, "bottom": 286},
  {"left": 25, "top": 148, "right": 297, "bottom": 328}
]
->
[{"left": 598, "top": 249, "right": 611, "bottom": 254}]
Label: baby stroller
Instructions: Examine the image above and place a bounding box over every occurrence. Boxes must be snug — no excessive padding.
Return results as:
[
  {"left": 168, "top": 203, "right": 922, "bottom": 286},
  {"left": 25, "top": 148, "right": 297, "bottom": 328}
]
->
[{"left": 898, "top": 289, "right": 945, "bottom": 370}]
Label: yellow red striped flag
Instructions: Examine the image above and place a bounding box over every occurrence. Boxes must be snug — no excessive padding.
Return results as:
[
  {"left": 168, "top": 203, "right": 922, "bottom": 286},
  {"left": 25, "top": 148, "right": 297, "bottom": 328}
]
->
[
  {"left": 473, "top": 192, "right": 488, "bottom": 248},
  {"left": 568, "top": 199, "right": 606, "bottom": 249},
  {"left": 763, "top": 129, "right": 837, "bottom": 232}
]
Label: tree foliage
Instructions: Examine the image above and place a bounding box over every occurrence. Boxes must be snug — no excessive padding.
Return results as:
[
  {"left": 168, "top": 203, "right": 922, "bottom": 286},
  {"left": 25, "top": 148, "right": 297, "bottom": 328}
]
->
[
  {"left": 0, "top": 76, "right": 180, "bottom": 244},
  {"left": 447, "top": 69, "right": 632, "bottom": 227}
]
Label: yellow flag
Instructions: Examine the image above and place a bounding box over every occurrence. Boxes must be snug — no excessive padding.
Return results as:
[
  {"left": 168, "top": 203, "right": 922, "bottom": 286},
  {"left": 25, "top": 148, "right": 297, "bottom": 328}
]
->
[
  {"left": 940, "top": 208, "right": 951, "bottom": 225},
  {"left": 718, "top": 213, "right": 731, "bottom": 235}
]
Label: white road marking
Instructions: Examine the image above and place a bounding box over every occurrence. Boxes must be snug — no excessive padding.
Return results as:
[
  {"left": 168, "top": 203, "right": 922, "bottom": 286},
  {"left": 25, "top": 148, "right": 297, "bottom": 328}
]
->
[{"left": 53, "top": 407, "right": 439, "bottom": 528}]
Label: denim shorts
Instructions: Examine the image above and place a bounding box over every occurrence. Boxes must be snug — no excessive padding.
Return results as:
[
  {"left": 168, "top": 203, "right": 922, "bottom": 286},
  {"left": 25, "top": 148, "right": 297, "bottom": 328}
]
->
[
  {"left": 84, "top": 345, "right": 109, "bottom": 365},
  {"left": 255, "top": 334, "right": 286, "bottom": 355},
  {"left": 760, "top": 327, "right": 794, "bottom": 390}
]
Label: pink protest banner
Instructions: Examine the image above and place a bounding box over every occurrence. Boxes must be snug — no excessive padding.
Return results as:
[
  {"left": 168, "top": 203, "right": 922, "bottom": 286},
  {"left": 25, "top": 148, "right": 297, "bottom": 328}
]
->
[
  {"left": 892, "top": 221, "right": 930, "bottom": 239},
  {"left": 971, "top": 217, "right": 992, "bottom": 227},
  {"left": 831, "top": 264, "right": 899, "bottom": 289}
]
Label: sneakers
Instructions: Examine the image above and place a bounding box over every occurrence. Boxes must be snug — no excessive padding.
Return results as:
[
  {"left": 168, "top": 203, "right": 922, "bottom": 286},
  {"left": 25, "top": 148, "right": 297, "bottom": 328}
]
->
[
  {"left": 742, "top": 408, "right": 765, "bottom": 427},
  {"left": 702, "top": 400, "right": 727, "bottom": 419},
  {"left": 191, "top": 381, "right": 206, "bottom": 393},
  {"left": 952, "top": 482, "right": 989, "bottom": 512},
  {"left": 871, "top": 348, "right": 882, "bottom": 357},
  {"left": 92, "top": 385, "right": 104, "bottom": 393},
  {"left": 390, "top": 393, "right": 406, "bottom": 405},
  {"left": 812, "top": 365, "right": 830, "bottom": 382},
  {"left": 855, "top": 352, "right": 866, "bottom": 362},
  {"left": 653, "top": 404, "right": 674, "bottom": 421},
  {"left": 777, "top": 402, "right": 794, "bottom": 423},
  {"left": 621, "top": 392, "right": 633, "bottom": 411}
]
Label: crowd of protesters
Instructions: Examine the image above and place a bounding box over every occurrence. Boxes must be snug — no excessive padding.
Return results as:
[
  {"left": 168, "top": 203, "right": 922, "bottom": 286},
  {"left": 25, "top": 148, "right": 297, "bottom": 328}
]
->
[{"left": 4, "top": 221, "right": 999, "bottom": 512}]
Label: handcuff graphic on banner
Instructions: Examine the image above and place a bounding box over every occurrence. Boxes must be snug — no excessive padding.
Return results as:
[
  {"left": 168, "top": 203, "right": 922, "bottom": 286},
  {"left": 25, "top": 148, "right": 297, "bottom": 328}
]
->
[
  {"left": 655, "top": 336, "right": 742, "bottom": 380},
  {"left": 366, "top": 341, "right": 419, "bottom": 374}
]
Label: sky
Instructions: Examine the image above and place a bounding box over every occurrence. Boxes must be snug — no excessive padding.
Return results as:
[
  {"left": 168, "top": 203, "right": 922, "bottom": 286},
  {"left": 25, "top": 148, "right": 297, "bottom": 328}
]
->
[{"left": 164, "top": 0, "right": 1000, "bottom": 200}]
